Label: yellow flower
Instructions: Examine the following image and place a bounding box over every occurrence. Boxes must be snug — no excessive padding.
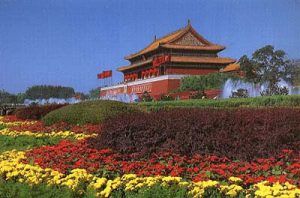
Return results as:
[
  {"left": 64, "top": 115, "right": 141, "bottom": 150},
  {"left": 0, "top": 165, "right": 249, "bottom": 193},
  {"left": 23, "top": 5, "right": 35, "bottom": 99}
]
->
[{"left": 229, "top": 176, "right": 243, "bottom": 183}]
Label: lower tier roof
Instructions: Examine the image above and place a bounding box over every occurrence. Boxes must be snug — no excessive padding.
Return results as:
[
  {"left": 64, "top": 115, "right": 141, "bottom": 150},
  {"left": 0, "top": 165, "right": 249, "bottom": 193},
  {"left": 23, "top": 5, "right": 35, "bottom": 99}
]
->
[{"left": 117, "top": 56, "right": 236, "bottom": 72}]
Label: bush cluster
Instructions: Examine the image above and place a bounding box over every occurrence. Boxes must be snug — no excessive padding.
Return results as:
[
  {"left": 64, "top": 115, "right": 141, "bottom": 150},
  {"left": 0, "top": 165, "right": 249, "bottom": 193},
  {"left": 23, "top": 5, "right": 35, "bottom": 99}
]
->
[
  {"left": 88, "top": 108, "right": 300, "bottom": 161},
  {"left": 42, "top": 100, "right": 138, "bottom": 125},
  {"left": 15, "top": 104, "right": 67, "bottom": 120}
]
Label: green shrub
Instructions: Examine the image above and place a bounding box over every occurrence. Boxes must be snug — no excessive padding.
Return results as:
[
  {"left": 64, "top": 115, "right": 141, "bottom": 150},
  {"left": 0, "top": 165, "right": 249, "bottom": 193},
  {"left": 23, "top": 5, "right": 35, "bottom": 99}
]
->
[
  {"left": 140, "top": 91, "right": 153, "bottom": 102},
  {"left": 230, "top": 89, "right": 249, "bottom": 98},
  {"left": 159, "top": 94, "right": 174, "bottom": 101},
  {"left": 136, "top": 95, "right": 300, "bottom": 111},
  {"left": 42, "top": 100, "right": 138, "bottom": 125}
]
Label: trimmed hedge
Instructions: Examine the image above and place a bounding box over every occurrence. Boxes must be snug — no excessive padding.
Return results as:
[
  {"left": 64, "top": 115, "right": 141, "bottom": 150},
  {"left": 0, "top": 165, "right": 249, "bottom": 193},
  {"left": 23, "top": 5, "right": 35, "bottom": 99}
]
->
[
  {"left": 42, "top": 100, "right": 138, "bottom": 125},
  {"left": 15, "top": 104, "right": 67, "bottom": 120},
  {"left": 88, "top": 108, "right": 300, "bottom": 161},
  {"left": 136, "top": 95, "right": 300, "bottom": 111}
]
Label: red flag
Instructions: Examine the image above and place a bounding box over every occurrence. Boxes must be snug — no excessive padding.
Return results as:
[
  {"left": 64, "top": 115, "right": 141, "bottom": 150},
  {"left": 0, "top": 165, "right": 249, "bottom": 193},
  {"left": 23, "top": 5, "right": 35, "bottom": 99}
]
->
[
  {"left": 108, "top": 70, "right": 112, "bottom": 77},
  {"left": 105, "top": 70, "right": 112, "bottom": 78},
  {"left": 97, "top": 72, "right": 104, "bottom": 79}
]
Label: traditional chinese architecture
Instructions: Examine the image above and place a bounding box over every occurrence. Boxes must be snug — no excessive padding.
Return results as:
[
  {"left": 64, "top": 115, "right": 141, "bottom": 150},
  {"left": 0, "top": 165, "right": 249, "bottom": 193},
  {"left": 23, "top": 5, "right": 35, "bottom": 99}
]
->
[{"left": 100, "top": 21, "right": 238, "bottom": 100}]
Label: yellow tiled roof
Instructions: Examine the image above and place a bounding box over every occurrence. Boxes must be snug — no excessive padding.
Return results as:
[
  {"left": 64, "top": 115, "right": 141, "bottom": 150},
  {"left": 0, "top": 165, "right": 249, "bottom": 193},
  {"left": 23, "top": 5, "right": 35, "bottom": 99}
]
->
[
  {"left": 125, "top": 24, "right": 224, "bottom": 60},
  {"left": 125, "top": 27, "right": 186, "bottom": 60},
  {"left": 222, "top": 63, "right": 240, "bottom": 72}
]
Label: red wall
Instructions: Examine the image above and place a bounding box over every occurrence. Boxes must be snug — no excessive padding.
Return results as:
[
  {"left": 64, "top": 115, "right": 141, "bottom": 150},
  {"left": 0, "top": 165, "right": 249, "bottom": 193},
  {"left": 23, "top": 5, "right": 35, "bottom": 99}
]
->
[
  {"left": 166, "top": 68, "right": 219, "bottom": 75},
  {"left": 100, "top": 79, "right": 181, "bottom": 97},
  {"left": 100, "top": 80, "right": 221, "bottom": 100}
]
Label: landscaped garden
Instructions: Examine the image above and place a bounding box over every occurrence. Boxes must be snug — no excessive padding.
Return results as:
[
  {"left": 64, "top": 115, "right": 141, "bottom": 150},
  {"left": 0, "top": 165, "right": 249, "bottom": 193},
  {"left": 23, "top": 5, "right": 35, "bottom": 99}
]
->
[{"left": 0, "top": 99, "right": 299, "bottom": 197}]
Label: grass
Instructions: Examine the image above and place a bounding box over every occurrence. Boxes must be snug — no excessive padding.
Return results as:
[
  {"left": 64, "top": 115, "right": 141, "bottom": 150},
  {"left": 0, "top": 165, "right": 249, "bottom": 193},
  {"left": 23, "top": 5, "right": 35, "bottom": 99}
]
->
[
  {"left": 0, "top": 178, "right": 92, "bottom": 198},
  {"left": 0, "top": 135, "right": 70, "bottom": 153}
]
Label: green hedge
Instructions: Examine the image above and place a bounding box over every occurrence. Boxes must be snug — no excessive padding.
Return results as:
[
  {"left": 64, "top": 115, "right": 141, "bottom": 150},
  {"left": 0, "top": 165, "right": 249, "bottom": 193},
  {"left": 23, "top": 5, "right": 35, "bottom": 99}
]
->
[
  {"left": 42, "top": 100, "right": 138, "bottom": 125},
  {"left": 135, "top": 95, "right": 300, "bottom": 111}
]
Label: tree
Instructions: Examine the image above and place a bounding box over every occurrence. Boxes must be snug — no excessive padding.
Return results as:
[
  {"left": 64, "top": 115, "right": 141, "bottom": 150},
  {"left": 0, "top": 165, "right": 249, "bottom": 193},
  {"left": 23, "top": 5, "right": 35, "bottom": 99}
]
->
[
  {"left": 180, "top": 73, "right": 235, "bottom": 92},
  {"left": 74, "top": 92, "right": 88, "bottom": 100},
  {"left": 286, "top": 59, "right": 300, "bottom": 86},
  {"left": 16, "top": 93, "right": 26, "bottom": 103},
  {"left": 89, "top": 88, "right": 100, "bottom": 99},
  {"left": 25, "top": 85, "right": 75, "bottom": 99},
  {"left": 239, "top": 45, "right": 292, "bottom": 95},
  {"left": 0, "top": 90, "right": 17, "bottom": 104}
]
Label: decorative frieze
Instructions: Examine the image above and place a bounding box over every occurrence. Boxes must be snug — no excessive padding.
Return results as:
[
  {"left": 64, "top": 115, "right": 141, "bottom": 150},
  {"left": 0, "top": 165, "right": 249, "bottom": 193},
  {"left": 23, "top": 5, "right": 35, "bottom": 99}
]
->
[{"left": 174, "top": 32, "right": 204, "bottom": 46}]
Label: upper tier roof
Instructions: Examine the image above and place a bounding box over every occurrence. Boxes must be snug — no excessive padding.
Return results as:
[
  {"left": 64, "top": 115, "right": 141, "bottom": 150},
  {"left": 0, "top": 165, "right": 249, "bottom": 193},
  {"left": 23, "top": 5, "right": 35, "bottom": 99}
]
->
[{"left": 125, "top": 23, "right": 225, "bottom": 60}]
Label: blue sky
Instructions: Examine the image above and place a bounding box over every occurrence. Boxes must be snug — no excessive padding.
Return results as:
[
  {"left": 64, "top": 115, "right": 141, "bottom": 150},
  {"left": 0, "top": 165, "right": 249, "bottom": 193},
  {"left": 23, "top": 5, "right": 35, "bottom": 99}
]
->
[{"left": 1, "top": 0, "right": 299, "bottom": 93}]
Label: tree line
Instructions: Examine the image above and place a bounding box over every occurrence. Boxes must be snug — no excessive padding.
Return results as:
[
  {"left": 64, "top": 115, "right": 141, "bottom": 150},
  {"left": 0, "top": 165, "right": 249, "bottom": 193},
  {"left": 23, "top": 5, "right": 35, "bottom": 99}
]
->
[{"left": 0, "top": 85, "right": 101, "bottom": 105}]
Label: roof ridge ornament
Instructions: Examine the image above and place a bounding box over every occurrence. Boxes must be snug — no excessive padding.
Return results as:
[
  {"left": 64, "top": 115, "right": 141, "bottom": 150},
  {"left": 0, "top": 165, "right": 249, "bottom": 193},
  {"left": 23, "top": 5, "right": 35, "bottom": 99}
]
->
[{"left": 187, "top": 19, "right": 191, "bottom": 27}]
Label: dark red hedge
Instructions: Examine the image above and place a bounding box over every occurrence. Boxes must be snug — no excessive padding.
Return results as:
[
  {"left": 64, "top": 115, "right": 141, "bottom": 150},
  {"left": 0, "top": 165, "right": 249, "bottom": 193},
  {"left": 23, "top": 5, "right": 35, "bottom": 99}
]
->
[
  {"left": 88, "top": 108, "right": 300, "bottom": 161},
  {"left": 15, "top": 104, "right": 67, "bottom": 120}
]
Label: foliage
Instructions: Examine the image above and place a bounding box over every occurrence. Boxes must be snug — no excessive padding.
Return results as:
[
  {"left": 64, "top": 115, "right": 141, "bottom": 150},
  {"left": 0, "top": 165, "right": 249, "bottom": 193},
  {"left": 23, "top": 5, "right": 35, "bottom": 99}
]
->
[
  {"left": 135, "top": 95, "right": 300, "bottom": 111},
  {"left": 0, "top": 124, "right": 5, "bottom": 130},
  {"left": 74, "top": 92, "right": 89, "bottom": 100},
  {"left": 15, "top": 104, "right": 67, "bottom": 120},
  {"left": 25, "top": 85, "right": 75, "bottom": 100},
  {"left": 285, "top": 59, "right": 300, "bottom": 86},
  {"left": 89, "top": 108, "right": 300, "bottom": 161},
  {"left": 260, "top": 86, "right": 289, "bottom": 96},
  {"left": 88, "top": 88, "right": 100, "bottom": 99},
  {"left": 42, "top": 100, "right": 139, "bottom": 125},
  {"left": 239, "top": 45, "right": 292, "bottom": 95},
  {"left": 190, "top": 90, "right": 207, "bottom": 99},
  {"left": 140, "top": 91, "right": 153, "bottom": 102},
  {"left": 180, "top": 73, "right": 236, "bottom": 92},
  {"left": 0, "top": 90, "right": 17, "bottom": 104},
  {"left": 0, "top": 178, "right": 87, "bottom": 198},
  {"left": 0, "top": 135, "right": 65, "bottom": 153},
  {"left": 230, "top": 89, "right": 249, "bottom": 98},
  {"left": 159, "top": 94, "right": 174, "bottom": 101},
  {"left": 112, "top": 184, "right": 192, "bottom": 198}
]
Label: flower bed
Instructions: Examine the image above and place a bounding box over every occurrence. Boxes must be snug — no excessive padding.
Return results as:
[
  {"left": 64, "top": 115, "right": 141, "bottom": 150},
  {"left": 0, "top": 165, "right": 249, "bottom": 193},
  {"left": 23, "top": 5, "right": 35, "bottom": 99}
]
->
[
  {"left": 0, "top": 116, "right": 299, "bottom": 197},
  {"left": 24, "top": 140, "right": 300, "bottom": 187}
]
